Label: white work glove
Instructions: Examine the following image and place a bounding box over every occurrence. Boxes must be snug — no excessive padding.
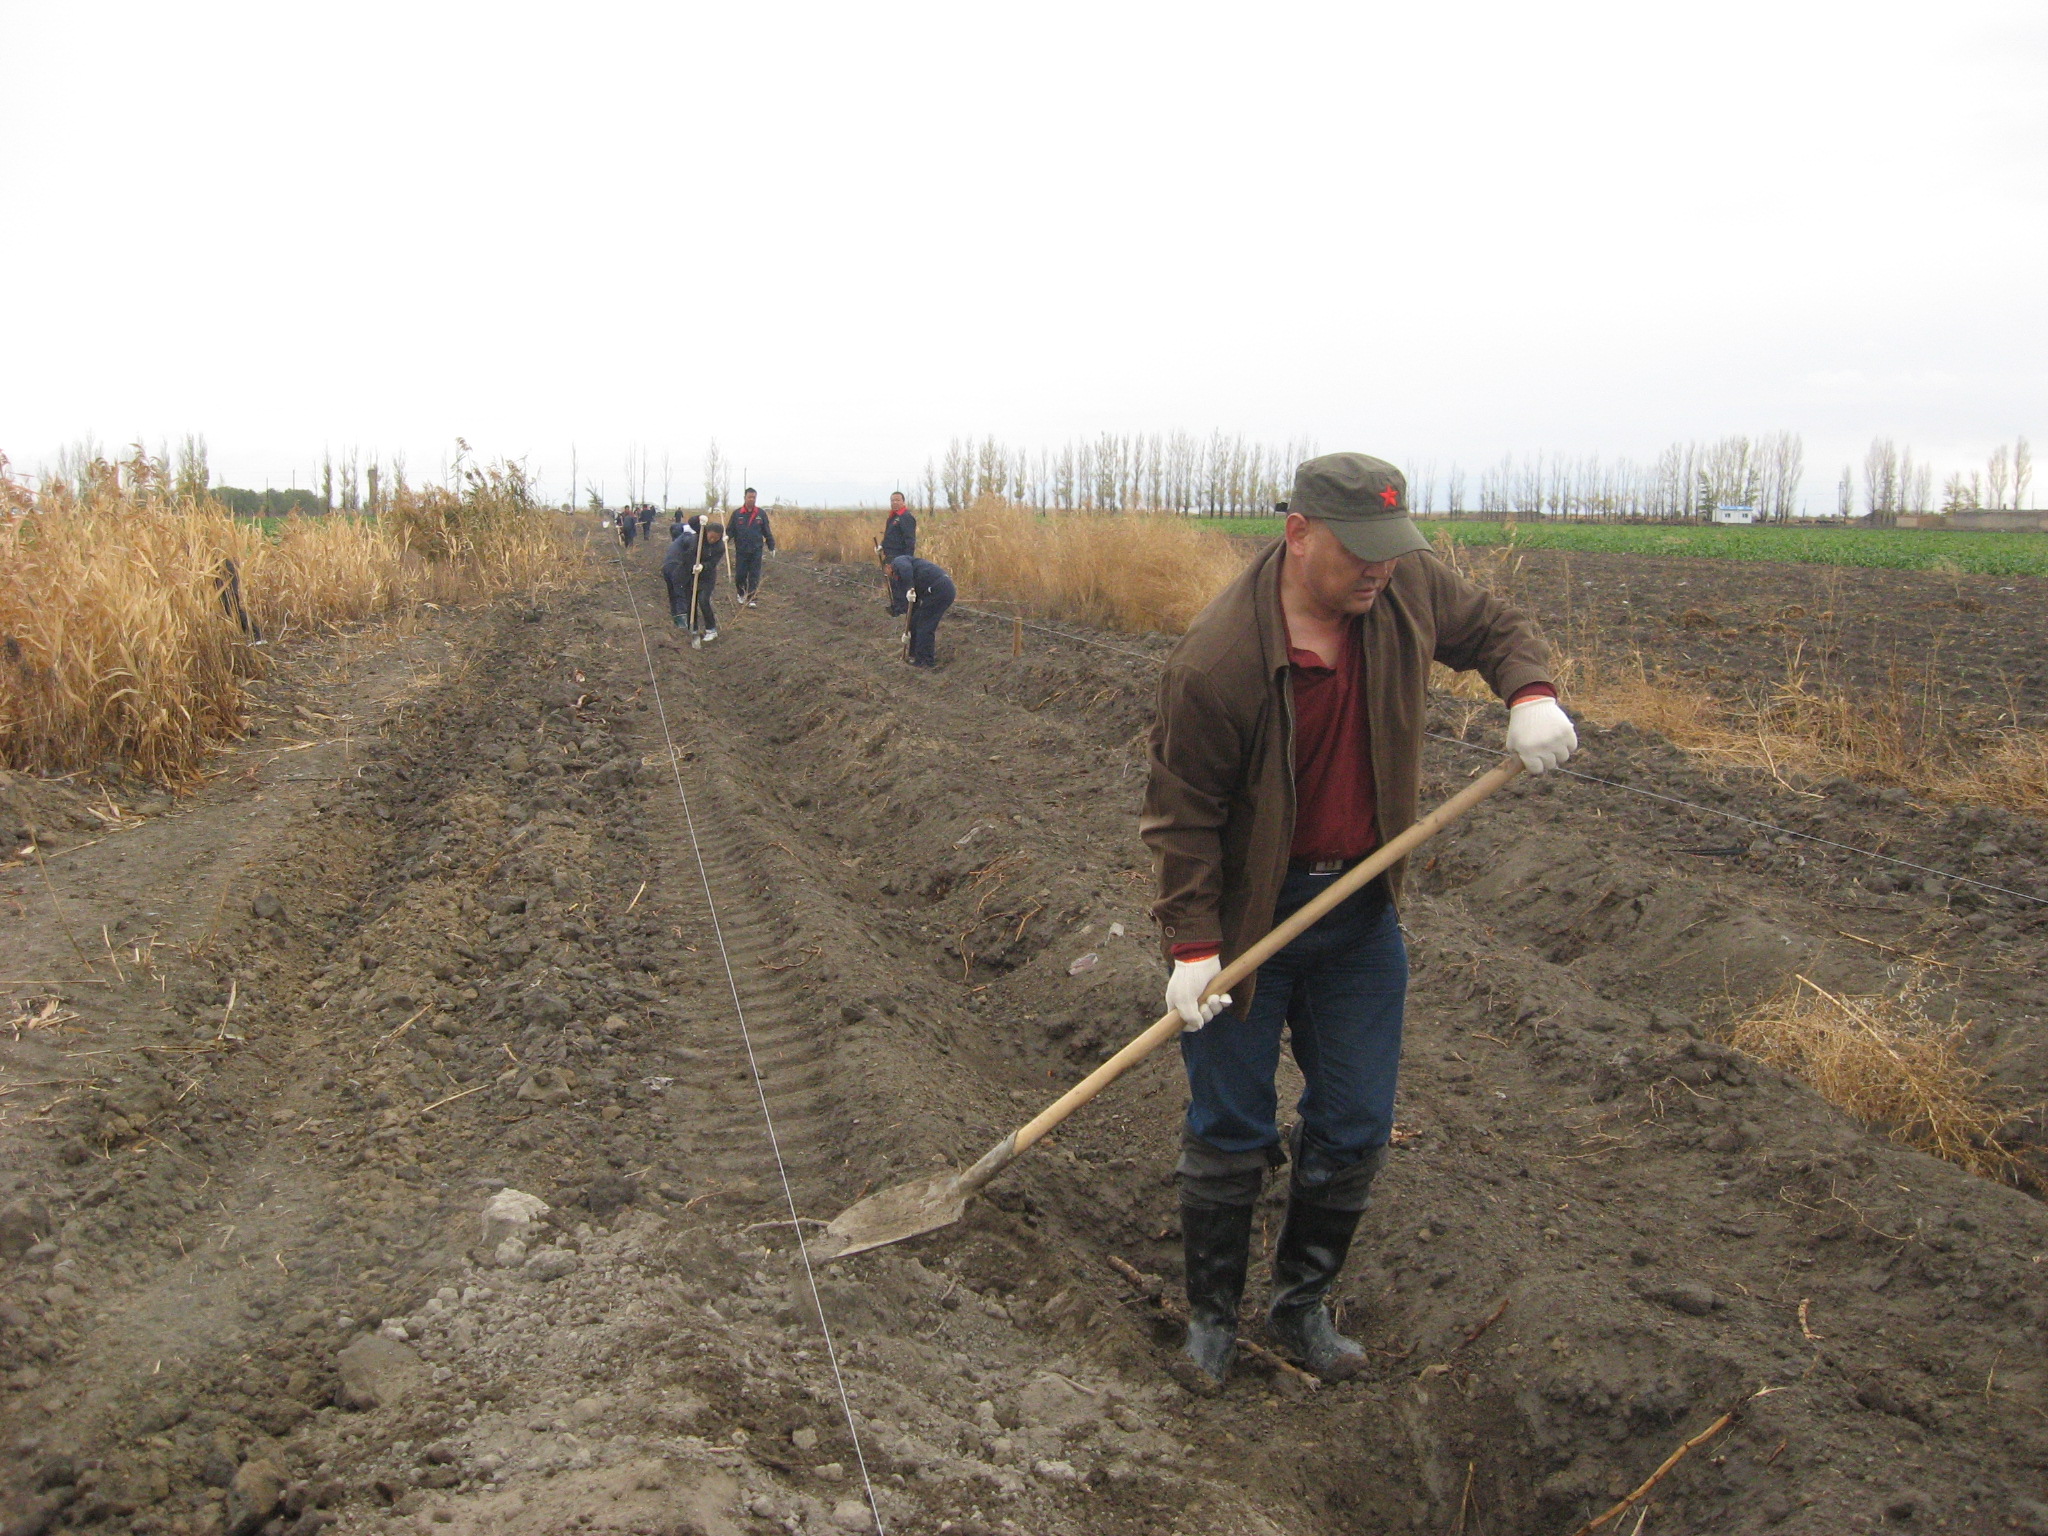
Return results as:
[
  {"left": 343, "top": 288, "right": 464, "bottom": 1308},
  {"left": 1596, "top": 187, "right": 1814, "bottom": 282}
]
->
[
  {"left": 1166, "top": 955, "right": 1231, "bottom": 1031},
  {"left": 1506, "top": 695, "right": 1578, "bottom": 774},
  {"left": 693, "top": 563, "right": 704, "bottom": 574}
]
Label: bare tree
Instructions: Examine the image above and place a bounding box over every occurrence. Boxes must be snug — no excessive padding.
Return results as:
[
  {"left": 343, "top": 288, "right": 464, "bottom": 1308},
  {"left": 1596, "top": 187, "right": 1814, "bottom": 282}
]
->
[
  {"left": 1986, "top": 445, "right": 2010, "bottom": 511},
  {"left": 940, "top": 438, "right": 972, "bottom": 510},
  {"left": 173, "top": 434, "right": 210, "bottom": 502},
  {"left": 1863, "top": 438, "right": 1900, "bottom": 520},
  {"left": 1901, "top": 449, "right": 1931, "bottom": 514},
  {"left": 702, "top": 440, "right": 728, "bottom": 511},
  {"left": 2015, "top": 437, "right": 2033, "bottom": 509}
]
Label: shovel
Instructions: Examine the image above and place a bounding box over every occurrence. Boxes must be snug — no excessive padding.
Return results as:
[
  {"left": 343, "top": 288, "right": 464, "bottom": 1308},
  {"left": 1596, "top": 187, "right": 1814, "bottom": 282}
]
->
[{"left": 817, "top": 754, "right": 1526, "bottom": 1261}]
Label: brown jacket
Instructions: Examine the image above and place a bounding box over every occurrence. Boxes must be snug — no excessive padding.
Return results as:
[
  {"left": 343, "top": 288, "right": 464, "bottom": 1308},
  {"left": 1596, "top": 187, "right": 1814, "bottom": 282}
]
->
[{"left": 1141, "top": 538, "right": 1553, "bottom": 998}]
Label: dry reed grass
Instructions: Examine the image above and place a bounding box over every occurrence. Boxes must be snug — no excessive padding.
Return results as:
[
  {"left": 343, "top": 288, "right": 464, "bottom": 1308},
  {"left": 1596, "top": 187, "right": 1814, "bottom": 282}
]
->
[
  {"left": 1731, "top": 974, "right": 2030, "bottom": 1183},
  {"left": 781, "top": 495, "right": 1250, "bottom": 635},
  {"left": 1, "top": 450, "right": 574, "bottom": 783}
]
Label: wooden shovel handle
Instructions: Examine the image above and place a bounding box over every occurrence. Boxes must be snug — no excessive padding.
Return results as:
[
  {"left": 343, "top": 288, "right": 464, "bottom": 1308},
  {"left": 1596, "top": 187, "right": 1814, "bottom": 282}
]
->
[{"left": 1008, "top": 755, "right": 1523, "bottom": 1157}]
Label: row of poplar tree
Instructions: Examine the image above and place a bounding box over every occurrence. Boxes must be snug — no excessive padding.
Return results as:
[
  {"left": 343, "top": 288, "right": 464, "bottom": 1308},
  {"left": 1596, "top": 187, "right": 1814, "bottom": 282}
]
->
[{"left": 899, "top": 432, "right": 2036, "bottom": 520}]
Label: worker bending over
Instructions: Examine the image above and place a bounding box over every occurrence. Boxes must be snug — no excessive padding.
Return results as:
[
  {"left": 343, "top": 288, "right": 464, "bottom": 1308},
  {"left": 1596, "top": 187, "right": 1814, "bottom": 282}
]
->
[
  {"left": 886, "top": 553, "right": 955, "bottom": 669},
  {"left": 664, "top": 516, "right": 726, "bottom": 641}
]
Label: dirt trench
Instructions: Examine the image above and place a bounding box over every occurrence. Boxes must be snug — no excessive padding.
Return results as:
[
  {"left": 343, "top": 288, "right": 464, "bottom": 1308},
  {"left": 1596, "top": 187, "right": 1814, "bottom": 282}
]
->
[{"left": 2, "top": 547, "right": 2047, "bottom": 1536}]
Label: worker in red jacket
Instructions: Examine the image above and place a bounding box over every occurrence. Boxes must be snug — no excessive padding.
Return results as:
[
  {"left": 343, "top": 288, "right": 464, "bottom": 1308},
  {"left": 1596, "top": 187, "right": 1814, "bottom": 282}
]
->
[{"left": 728, "top": 489, "right": 776, "bottom": 607}]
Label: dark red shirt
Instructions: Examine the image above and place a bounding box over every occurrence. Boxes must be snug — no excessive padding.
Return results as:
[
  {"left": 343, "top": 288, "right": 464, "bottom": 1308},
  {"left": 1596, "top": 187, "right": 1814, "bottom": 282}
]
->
[{"left": 1288, "top": 622, "right": 1376, "bottom": 862}]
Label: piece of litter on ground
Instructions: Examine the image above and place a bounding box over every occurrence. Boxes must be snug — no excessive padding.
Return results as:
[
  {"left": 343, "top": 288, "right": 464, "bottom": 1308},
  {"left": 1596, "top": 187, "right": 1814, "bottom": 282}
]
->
[
  {"left": 1108, "top": 922, "right": 1125, "bottom": 938},
  {"left": 1067, "top": 953, "right": 1099, "bottom": 976}
]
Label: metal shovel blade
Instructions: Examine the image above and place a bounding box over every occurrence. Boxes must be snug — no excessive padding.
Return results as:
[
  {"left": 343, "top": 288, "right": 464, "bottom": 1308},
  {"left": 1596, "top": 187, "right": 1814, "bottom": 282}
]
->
[{"left": 816, "top": 1169, "right": 973, "bottom": 1261}]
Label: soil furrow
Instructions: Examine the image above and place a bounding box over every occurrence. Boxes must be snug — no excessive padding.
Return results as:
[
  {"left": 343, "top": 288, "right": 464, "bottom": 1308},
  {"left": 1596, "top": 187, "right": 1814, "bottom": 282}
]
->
[{"left": 3, "top": 548, "right": 2046, "bottom": 1536}]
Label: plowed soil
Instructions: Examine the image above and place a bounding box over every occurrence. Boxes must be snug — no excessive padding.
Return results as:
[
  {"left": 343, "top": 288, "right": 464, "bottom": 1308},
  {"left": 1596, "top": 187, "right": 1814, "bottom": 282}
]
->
[{"left": 4, "top": 540, "right": 2048, "bottom": 1536}]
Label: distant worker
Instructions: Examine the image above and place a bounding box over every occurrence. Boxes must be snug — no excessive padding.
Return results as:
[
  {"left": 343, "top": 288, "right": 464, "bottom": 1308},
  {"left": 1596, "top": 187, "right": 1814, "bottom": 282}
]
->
[
  {"left": 664, "top": 516, "right": 725, "bottom": 641},
  {"left": 728, "top": 488, "right": 776, "bottom": 607},
  {"left": 879, "top": 491, "right": 917, "bottom": 562},
  {"left": 1143, "top": 453, "right": 1576, "bottom": 1385},
  {"left": 637, "top": 504, "right": 655, "bottom": 542},
  {"left": 886, "top": 553, "right": 955, "bottom": 669},
  {"left": 618, "top": 509, "right": 636, "bottom": 550}
]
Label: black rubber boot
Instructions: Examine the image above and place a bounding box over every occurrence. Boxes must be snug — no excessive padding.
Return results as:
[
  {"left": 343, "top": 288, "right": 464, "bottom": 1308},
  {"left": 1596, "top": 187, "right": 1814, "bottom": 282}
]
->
[
  {"left": 1268, "top": 1200, "right": 1368, "bottom": 1380},
  {"left": 1179, "top": 1200, "right": 1255, "bottom": 1384}
]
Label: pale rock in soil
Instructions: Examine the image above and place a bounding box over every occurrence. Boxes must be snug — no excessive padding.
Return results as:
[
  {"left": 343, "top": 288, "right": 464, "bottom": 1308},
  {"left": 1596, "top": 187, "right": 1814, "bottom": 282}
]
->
[
  {"left": 830, "top": 1498, "right": 877, "bottom": 1532},
  {"left": 479, "top": 1188, "right": 549, "bottom": 1255},
  {"left": 335, "top": 1334, "right": 425, "bottom": 1410}
]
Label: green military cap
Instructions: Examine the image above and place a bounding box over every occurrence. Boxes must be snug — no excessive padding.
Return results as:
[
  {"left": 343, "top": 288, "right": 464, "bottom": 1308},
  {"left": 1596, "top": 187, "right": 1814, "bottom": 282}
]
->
[{"left": 1289, "top": 453, "right": 1429, "bottom": 562}]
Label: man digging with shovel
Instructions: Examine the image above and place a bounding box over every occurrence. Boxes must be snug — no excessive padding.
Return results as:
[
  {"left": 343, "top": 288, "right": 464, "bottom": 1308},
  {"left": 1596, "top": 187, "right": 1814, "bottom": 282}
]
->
[{"left": 1143, "top": 452, "right": 1578, "bottom": 1384}]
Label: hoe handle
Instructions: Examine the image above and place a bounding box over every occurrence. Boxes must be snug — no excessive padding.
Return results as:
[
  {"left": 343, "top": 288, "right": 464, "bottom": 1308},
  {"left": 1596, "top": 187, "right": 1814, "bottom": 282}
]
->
[{"left": 1002, "top": 755, "right": 1524, "bottom": 1161}]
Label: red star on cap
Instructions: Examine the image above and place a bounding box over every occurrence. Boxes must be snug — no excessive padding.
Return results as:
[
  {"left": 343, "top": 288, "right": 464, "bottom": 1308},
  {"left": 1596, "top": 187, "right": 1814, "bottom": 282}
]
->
[{"left": 1378, "top": 485, "right": 1400, "bottom": 508}]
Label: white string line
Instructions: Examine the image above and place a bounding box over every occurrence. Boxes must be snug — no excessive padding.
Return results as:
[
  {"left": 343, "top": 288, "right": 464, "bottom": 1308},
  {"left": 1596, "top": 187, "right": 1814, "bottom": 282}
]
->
[
  {"left": 604, "top": 549, "right": 889, "bottom": 1534},
  {"left": 794, "top": 552, "right": 2045, "bottom": 909}
]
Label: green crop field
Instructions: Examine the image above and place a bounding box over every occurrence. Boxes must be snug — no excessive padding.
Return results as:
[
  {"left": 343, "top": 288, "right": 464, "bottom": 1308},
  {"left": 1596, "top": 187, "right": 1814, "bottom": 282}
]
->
[{"left": 1214, "top": 517, "right": 2048, "bottom": 577}]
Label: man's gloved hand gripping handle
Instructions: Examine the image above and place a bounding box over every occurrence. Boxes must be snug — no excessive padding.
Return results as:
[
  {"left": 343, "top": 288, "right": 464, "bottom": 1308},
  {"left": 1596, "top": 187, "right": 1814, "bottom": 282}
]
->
[
  {"left": 1166, "top": 953, "right": 1230, "bottom": 1031},
  {"left": 1505, "top": 695, "right": 1577, "bottom": 774}
]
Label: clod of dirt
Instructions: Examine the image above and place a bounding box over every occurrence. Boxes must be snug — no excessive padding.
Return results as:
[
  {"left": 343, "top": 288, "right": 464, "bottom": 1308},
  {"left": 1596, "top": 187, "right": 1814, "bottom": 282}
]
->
[
  {"left": 524, "top": 1246, "right": 583, "bottom": 1280},
  {"left": 249, "top": 891, "right": 285, "bottom": 921},
  {"left": 581, "top": 1173, "right": 637, "bottom": 1218},
  {"left": 0, "top": 1197, "right": 50, "bottom": 1258},
  {"left": 828, "top": 1498, "right": 876, "bottom": 1532},
  {"left": 515, "top": 1066, "right": 576, "bottom": 1104},
  {"left": 520, "top": 991, "right": 571, "bottom": 1026},
  {"left": 225, "top": 1457, "right": 286, "bottom": 1535},
  {"left": 334, "top": 1333, "right": 424, "bottom": 1410},
  {"left": 1641, "top": 1280, "right": 1721, "bottom": 1316}
]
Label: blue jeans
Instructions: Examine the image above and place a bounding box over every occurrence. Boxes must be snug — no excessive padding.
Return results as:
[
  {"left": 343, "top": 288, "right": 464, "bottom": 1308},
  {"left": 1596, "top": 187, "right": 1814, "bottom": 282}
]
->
[
  {"left": 732, "top": 546, "right": 763, "bottom": 597},
  {"left": 1180, "top": 867, "right": 1407, "bottom": 1171},
  {"left": 907, "top": 579, "right": 955, "bottom": 666}
]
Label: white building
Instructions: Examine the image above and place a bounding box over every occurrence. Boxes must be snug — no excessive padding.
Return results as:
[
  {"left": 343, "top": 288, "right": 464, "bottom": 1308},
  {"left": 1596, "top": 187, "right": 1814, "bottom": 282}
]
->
[{"left": 1712, "top": 504, "right": 1759, "bottom": 525}]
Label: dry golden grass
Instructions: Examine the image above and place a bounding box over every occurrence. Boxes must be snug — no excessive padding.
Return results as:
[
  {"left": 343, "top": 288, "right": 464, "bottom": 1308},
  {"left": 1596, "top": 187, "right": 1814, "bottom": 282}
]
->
[
  {"left": 1, "top": 454, "right": 575, "bottom": 782},
  {"left": 781, "top": 495, "right": 1251, "bottom": 635},
  {"left": 778, "top": 510, "right": 883, "bottom": 567},
  {"left": 1732, "top": 975, "right": 2028, "bottom": 1183}
]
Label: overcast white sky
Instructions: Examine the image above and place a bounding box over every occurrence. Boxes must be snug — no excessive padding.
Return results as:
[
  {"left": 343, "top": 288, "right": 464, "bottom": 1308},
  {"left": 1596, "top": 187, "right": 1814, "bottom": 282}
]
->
[{"left": 4, "top": 1, "right": 2044, "bottom": 509}]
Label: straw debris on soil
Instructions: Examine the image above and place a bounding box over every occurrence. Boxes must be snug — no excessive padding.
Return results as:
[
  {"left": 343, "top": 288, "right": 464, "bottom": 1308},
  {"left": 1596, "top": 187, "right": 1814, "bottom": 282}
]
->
[{"left": 1731, "top": 973, "right": 2028, "bottom": 1181}]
